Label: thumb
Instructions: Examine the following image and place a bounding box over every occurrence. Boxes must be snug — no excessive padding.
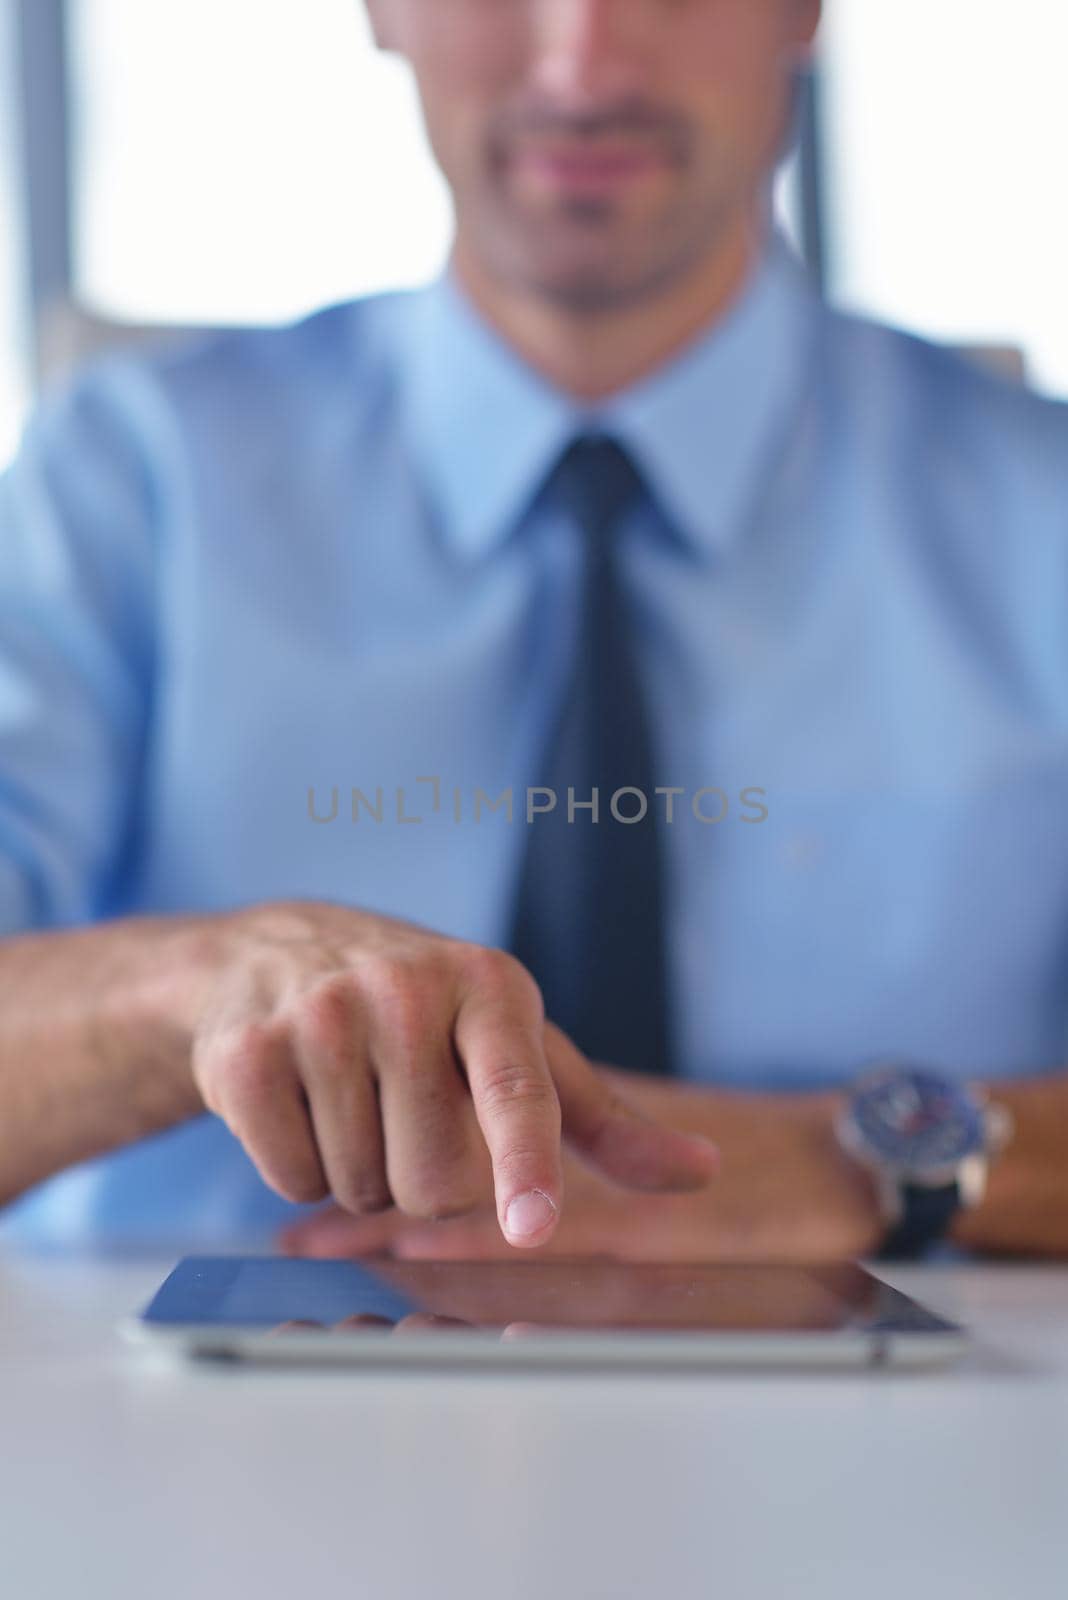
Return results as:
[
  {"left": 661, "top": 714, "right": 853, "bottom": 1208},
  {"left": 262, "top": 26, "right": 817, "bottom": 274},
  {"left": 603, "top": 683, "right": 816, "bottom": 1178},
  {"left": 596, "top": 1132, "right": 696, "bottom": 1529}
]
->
[{"left": 544, "top": 1022, "right": 719, "bottom": 1192}]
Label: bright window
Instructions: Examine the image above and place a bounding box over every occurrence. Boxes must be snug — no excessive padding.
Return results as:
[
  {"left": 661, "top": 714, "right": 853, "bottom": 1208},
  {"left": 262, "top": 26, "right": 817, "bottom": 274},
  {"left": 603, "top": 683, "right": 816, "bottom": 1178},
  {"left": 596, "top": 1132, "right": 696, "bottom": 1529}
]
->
[
  {"left": 71, "top": 0, "right": 455, "bottom": 325},
  {"left": 820, "top": 0, "right": 1068, "bottom": 397}
]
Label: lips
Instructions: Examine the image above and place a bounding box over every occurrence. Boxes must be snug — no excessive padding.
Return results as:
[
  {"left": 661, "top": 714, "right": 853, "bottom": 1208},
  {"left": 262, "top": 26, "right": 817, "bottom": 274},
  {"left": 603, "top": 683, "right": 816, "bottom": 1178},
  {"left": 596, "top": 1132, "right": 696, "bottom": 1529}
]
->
[{"left": 510, "top": 141, "right": 668, "bottom": 193}]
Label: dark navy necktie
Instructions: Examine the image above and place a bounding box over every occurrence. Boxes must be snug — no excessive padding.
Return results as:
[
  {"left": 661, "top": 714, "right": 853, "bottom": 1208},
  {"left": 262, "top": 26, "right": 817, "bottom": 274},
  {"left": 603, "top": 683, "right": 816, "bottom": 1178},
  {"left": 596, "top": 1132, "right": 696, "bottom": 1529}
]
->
[{"left": 507, "top": 433, "right": 674, "bottom": 1076}]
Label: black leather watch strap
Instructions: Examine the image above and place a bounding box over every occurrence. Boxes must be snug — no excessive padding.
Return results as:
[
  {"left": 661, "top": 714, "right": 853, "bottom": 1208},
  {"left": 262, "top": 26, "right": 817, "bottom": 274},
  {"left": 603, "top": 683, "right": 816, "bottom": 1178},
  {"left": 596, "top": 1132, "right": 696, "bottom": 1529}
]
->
[{"left": 876, "top": 1180, "right": 962, "bottom": 1260}]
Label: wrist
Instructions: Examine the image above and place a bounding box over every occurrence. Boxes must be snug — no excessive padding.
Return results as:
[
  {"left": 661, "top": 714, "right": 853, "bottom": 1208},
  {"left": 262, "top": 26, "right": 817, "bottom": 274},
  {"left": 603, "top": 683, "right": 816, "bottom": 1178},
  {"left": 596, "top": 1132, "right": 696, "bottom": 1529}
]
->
[
  {"left": 946, "top": 1079, "right": 1043, "bottom": 1255},
  {"left": 802, "top": 1089, "right": 886, "bottom": 1254},
  {"left": 113, "top": 911, "right": 241, "bottom": 1119},
  {"left": 835, "top": 1063, "right": 1015, "bottom": 1258}
]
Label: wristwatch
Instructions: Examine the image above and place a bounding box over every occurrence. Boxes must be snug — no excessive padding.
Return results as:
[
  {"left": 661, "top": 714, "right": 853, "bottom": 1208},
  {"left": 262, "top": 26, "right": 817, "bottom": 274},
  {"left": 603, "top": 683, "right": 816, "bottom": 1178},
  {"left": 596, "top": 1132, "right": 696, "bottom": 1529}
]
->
[{"left": 836, "top": 1063, "right": 1014, "bottom": 1259}]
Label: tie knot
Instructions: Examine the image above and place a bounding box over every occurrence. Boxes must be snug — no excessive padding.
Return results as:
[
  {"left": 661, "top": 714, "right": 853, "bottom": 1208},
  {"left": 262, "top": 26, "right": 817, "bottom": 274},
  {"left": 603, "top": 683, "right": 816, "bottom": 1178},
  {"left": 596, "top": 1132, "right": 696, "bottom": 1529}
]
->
[{"left": 548, "top": 433, "right": 647, "bottom": 549}]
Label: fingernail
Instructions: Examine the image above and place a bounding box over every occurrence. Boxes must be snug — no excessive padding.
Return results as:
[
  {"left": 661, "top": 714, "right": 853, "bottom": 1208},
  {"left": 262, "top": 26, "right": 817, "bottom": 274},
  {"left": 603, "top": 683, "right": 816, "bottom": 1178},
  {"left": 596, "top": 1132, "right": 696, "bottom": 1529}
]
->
[{"left": 504, "top": 1189, "right": 558, "bottom": 1241}]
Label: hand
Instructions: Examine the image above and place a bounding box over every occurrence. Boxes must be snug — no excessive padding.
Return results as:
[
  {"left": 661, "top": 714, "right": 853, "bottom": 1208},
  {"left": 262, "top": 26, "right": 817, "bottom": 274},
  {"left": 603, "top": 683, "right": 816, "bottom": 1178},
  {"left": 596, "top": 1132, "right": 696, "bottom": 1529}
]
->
[
  {"left": 278, "top": 1077, "right": 884, "bottom": 1263},
  {"left": 189, "top": 901, "right": 717, "bottom": 1248}
]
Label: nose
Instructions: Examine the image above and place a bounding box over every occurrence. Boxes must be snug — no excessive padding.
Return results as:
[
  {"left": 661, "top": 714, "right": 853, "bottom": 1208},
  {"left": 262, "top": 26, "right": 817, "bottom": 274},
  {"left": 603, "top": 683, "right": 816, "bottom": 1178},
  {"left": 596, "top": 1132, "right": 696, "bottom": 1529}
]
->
[{"left": 531, "top": 0, "right": 653, "bottom": 102}]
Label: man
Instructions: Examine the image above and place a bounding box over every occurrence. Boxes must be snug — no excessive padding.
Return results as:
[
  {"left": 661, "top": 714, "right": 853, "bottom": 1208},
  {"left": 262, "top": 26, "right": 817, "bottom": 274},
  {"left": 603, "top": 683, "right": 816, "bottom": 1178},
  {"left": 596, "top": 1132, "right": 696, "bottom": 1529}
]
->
[{"left": 1, "top": 0, "right": 1066, "bottom": 1262}]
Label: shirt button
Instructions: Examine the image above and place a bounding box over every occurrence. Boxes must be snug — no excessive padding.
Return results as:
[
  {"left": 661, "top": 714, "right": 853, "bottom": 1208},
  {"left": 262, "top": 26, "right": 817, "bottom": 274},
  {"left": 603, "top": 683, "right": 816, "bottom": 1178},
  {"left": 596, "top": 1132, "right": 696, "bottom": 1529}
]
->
[{"left": 782, "top": 833, "right": 825, "bottom": 870}]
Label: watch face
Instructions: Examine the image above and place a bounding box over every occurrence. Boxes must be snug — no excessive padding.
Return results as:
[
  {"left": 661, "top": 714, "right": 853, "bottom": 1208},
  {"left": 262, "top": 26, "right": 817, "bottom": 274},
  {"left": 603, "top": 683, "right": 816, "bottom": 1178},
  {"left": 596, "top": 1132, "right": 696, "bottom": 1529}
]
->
[{"left": 851, "top": 1067, "right": 985, "bottom": 1172}]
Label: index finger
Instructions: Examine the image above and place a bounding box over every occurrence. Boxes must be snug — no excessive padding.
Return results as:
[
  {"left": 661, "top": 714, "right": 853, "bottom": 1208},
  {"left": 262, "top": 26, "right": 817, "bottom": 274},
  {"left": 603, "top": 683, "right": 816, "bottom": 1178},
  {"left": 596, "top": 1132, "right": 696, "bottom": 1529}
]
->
[{"left": 453, "top": 957, "right": 562, "bottom": 1249}]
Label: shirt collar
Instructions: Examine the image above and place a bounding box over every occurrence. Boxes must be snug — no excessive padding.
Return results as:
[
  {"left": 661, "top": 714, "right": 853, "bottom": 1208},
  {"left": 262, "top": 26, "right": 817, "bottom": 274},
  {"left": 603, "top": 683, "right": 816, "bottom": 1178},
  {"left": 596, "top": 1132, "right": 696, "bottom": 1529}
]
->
[{"left": 398, "top": 231, "right": 817, "bottom": 561}]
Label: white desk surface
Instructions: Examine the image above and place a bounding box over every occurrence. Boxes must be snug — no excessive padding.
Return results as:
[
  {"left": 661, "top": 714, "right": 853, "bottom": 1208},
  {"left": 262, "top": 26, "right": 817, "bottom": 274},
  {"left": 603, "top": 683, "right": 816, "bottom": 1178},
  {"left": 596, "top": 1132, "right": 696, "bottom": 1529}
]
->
[{"left": 1, "top": 1254, "right": 1066, "bottom": 1600}]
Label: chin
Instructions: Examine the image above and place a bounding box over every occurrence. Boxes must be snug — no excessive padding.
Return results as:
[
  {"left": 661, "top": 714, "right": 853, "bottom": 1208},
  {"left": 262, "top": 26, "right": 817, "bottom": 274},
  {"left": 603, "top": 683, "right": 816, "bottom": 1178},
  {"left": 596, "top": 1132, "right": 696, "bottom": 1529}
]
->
[
  {"left": 521, "top": 268, "right": 632, "bottom": 312},
  {"left": 487, "top": 229, "right": 665, "bottom": 310},
  {"left": 478, "top": 195, "right": 712, "bottom": 314},
  {"left": 525, "top": 252, "right": 697, "bottom": 315}
]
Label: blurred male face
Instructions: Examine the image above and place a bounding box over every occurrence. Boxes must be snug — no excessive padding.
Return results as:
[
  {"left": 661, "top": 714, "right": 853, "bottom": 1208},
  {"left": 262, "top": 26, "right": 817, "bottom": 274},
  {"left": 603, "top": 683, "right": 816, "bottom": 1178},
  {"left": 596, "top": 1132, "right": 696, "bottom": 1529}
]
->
[{"left": 366, "top": 0, "right": 820, "bottom": 312}]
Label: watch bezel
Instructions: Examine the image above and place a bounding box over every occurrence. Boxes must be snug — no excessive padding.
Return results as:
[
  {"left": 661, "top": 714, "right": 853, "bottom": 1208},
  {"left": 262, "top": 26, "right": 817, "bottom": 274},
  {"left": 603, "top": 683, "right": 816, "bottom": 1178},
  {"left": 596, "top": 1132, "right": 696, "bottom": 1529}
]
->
[
  {"left": 840, "top": 1064, "right": 988, "bottom": 1178},
  {"left": 835, "top": 1063, "right": 1014, "bottom": 1230}
]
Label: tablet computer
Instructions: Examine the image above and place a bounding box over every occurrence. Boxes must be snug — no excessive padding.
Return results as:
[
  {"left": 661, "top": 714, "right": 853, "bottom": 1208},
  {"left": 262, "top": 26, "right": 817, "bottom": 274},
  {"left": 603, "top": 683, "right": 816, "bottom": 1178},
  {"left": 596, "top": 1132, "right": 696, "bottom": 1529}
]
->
[{"left": 120, "top": 1256, "right": 968, "bottom": 1370}]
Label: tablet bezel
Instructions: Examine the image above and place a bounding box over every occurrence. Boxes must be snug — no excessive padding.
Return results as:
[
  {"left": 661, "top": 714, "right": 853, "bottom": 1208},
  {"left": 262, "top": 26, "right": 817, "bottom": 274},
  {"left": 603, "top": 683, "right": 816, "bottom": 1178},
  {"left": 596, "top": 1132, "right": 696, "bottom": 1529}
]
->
[{"left": 119, "top": 1256, "right": 969, "bottom": 1371}]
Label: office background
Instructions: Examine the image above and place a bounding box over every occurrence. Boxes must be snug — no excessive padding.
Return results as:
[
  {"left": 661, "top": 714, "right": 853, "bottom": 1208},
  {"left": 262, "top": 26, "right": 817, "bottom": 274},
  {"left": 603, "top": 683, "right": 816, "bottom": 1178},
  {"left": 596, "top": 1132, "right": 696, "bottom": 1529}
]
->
[{"left": 1, "top": 0, "right": 1067, "bottom": 473}]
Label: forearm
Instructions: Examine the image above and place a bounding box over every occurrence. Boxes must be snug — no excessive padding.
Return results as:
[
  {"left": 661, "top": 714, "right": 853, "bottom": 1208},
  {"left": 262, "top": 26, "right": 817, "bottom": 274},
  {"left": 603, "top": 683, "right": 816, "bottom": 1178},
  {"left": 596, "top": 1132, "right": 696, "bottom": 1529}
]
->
[
  {"left": 0, "top": 914, "right": 215, "bottom": 1206},
  {"left": 950, "top": 1073, "right": 1068, "bottom": 1258}
]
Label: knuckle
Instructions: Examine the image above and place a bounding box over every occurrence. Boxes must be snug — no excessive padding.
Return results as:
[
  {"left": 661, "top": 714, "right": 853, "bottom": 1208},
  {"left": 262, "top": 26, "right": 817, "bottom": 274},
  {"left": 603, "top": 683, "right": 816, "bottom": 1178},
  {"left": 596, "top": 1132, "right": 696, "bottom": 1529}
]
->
[
  {"left": 214, "top": 1020, "right": 286, "bottom": 1111},
  {"left": 331, "top": 1175, "right": 393, "bottom": 1215},
  {"left": 392, "top": 1170, "right": 481, "bottom": 1223},
  {"left": 462, "top": 949, "right": 546, "bottom": 1032},
  {"left": 352, "top": 951, "right": 410, "bottom": 998},
  {"left": 275, "top": 1167, "right": 330, "bottom": 1207},
  {"left": 360, "top": 963, "right": 441, "bottom": 1055},
  {"left": 228, "top": 1017, "right": 276, "bottom": 1062},
  {"left": 296, "top": 978, "right": 359, "bottom": 1055},
  {"left": 479, "top": 1060, "right": 559, "bottom": 1122},
  {"left": 463, "top": 944, "right": 539, "bottom": 1003},
  {"left": 458, "top": 943, "right": 510, "bottom": 984}
]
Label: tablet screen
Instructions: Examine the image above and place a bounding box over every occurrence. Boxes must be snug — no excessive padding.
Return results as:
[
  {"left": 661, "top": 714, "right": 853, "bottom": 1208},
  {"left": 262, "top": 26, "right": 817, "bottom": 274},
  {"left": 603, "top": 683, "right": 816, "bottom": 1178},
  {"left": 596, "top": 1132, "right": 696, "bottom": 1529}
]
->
[{"left": 141, "top": 1257, "right": 957, "bottom": 1340}]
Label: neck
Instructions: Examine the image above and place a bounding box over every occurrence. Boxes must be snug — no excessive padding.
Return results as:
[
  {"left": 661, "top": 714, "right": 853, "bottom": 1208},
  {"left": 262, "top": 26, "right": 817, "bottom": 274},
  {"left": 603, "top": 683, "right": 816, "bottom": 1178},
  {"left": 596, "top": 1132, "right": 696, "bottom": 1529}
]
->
[{"left": 450, "top": 214, "right": 768, "bottom": 403}]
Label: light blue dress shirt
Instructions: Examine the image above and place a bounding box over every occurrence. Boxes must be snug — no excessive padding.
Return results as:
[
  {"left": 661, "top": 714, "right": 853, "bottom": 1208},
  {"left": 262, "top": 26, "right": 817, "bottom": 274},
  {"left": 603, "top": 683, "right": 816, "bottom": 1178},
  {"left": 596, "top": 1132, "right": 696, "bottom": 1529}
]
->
[{"left": 3, "top": 235, "right": 1068, "bottom": 1246}]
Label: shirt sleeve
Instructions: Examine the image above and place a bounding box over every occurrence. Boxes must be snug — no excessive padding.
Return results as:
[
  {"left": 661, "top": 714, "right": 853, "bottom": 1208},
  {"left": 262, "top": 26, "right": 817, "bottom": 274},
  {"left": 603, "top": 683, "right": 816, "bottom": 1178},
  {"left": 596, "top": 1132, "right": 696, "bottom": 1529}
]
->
[{"left": 0, "top": 363, "right": 161, "bottom": 933}]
